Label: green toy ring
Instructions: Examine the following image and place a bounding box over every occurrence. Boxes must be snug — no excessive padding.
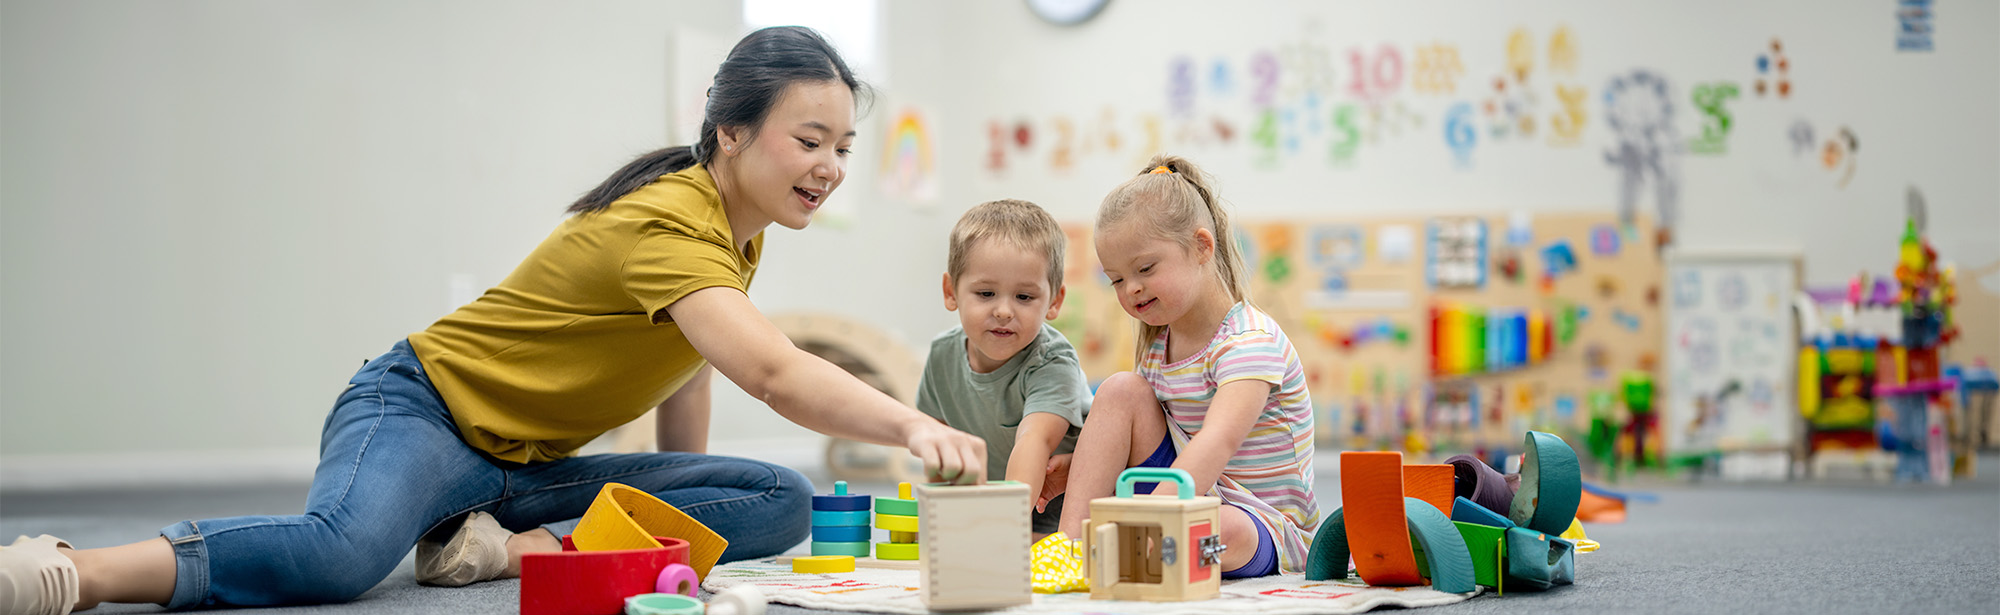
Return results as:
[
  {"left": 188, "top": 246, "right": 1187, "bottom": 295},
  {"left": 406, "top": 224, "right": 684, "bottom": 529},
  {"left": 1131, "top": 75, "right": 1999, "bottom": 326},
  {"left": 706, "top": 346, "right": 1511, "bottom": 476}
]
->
[{"left": 624, "top": 592, "right": 703, "bottom": 615}]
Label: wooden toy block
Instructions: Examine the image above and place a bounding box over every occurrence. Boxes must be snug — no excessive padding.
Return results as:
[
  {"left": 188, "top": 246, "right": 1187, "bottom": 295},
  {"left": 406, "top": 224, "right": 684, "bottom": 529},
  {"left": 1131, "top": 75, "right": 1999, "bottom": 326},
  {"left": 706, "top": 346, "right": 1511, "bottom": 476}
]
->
[
  {"left": 1449, "top": 521, "right": 1509, "bottom": 589},
  {"left": 888, "top": 530, "right": 918, "bottom": 543},
  {"left": 811, "top": 525, "right": 870, "bottom": 542},
  {"left": 572, "top": 483, "right": 727, "bottom": 578},
  {"left": 1502, "top": 527, "right": 1575, "bottom": 590},
  {"left": 1340, "top": 451, "right": 1423, "bottom": 585},
  {"left": 915, "top": 480, "right": 1033, "bottom": 610},
  {"left": 1403, "top": 464, "right": 1455, "bottom": 515},
  {"left": 1450, "top": 496, "right": 1515, "bottom": 528},
  {"left": 1437, "top": 521, "right": 1578, "bottom": 592},
  {"left": 1508, "top": 432, "right": 1582, "bottom": 535},
  {"left": 520, "top": 535, "right": 689, "bottom": 615},
  {"left": 811, "top": 510, "right": 870, "bottom": 526},
  {"left": 812, "top": 481, "right": 870, "bottom": 511},
  {"left": 875, "top": 482, "right": 919, "bottom": 516},
  {"left": 811, "top": 541, "right": 871, "bottom": 557},
  {"left": 791, "top": 555, "right": 856, "bottom": 573},
  {"left": 1081, "top": 468, "right": 1224, "bottom": 602},
  {"left": 874, "top": 513, "right": 919, "bottom": 532}
]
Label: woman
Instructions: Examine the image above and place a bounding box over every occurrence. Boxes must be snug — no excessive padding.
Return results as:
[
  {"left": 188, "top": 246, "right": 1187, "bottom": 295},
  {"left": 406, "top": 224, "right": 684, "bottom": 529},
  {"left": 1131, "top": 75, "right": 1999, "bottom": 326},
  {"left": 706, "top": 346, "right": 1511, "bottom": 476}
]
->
[{"left": 0, "top": 26, "right": 983, "bottom": 613}]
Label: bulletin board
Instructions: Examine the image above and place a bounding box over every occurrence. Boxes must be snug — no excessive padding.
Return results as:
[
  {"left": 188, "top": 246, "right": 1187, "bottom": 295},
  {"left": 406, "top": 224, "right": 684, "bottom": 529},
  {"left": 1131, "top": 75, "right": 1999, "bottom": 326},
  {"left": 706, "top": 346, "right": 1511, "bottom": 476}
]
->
[
  {"left": 1662, "top": 251, "right": 1801, "bottom": 455},
  {"left": 1053, "top": 211, "right": 1665, "bottom": 458}
]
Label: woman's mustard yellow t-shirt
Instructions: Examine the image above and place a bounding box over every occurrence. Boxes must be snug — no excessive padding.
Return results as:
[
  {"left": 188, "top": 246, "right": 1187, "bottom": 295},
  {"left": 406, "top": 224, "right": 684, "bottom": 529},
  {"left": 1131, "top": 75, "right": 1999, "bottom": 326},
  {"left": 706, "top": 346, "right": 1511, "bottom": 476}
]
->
[{"left": 408, "top": 165, "right": 760, "bottom": 463}]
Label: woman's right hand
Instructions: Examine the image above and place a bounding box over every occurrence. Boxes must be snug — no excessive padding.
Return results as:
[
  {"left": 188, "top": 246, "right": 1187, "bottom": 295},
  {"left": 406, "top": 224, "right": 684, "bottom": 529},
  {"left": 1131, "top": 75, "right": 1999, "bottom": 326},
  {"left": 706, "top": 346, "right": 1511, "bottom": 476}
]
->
[{"left": 904, "top": 420, "right": 986, "bottom": 485}]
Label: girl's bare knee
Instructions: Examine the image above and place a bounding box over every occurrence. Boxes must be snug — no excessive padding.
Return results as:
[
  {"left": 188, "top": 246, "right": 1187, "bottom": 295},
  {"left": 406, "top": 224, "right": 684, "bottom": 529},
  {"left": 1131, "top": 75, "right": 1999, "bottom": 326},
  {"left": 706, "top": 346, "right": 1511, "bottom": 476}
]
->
[
  {"left": 1092, "top": 372, "right": 1154, "bottom": 417},
  {"left": 1218, "top": 507, "right": 1261, "bottom": 569}
]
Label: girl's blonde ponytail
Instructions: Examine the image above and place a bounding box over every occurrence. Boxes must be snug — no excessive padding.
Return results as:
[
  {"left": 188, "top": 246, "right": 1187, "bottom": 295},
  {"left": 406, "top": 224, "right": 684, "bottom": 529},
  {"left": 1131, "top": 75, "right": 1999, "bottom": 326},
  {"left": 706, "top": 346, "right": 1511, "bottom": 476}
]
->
[{"left": 1096, "top": 154, "right": 1252, "bottom": 365}]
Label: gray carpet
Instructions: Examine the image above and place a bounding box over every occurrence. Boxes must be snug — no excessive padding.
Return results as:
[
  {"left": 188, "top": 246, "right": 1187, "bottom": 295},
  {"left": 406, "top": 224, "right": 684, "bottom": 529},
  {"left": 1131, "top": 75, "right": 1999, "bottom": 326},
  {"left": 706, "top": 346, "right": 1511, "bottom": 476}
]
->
[{"left": 4, "top": 455, "right": 1996, "bottom": 614}]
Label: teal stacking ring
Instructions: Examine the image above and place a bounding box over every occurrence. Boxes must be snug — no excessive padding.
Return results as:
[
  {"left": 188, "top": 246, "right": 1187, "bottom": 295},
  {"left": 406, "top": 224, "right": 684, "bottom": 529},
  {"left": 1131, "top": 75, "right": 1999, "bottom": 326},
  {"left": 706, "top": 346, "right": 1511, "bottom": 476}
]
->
[
  {"left": 811, "top": 509, "right": 870, "bottom": 526},
  {"left": 811, "top": 540, "right": 872, "bottom": 557},
  {"left": 624, "top": 592, "right": 703, "bottom": 615}
]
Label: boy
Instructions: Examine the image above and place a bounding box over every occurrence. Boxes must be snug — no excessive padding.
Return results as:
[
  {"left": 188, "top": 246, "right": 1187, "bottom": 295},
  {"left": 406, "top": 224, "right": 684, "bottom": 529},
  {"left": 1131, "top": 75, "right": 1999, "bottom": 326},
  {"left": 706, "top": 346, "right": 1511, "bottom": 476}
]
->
[{"left": 917, "top": 199, "right": 1090, "bottom": 537}]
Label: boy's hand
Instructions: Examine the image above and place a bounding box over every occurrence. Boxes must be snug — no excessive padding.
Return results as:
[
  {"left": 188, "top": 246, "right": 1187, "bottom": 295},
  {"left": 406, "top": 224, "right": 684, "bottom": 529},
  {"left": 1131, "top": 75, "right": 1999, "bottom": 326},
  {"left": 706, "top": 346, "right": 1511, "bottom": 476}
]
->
[
  {"left": 1037, "top": 454, "right": 1072, "bottom": 512},
  {"left": 907, "top": 420, "right": 986, "bottom": 485}
]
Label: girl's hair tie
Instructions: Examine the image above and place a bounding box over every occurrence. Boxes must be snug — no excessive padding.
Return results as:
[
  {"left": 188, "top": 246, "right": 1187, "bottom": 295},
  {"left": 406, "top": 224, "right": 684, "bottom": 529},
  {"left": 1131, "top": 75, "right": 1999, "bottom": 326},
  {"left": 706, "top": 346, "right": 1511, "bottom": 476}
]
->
[{"left": 1149, "top": 165, "right": 1173, "bottom": 175}]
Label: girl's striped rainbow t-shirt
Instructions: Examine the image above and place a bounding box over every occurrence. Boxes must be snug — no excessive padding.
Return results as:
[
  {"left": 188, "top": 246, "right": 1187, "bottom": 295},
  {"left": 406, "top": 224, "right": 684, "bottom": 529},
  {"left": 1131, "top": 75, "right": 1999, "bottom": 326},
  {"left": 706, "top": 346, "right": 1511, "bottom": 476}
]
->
[{"left": 1138, "top": 301, "right": 1320, "bottom": 572}]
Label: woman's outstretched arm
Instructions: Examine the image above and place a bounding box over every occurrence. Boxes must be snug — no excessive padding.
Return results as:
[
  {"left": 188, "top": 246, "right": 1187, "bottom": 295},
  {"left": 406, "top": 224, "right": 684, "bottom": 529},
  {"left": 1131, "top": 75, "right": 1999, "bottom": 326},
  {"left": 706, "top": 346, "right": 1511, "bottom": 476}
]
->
[{"left": 667, "top": 286, "right": 987, "bottom": 483}]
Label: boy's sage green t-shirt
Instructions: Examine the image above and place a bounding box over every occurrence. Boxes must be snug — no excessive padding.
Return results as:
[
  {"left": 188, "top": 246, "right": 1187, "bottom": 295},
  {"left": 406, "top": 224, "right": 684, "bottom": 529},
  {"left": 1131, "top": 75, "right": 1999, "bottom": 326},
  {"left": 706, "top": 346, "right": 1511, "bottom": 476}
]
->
[
  {"left": 915, "top": 323, "right": 1091, "bottom": 481},
  {"left": 408, "top": 165, "right": 759, "bottom": 464}
]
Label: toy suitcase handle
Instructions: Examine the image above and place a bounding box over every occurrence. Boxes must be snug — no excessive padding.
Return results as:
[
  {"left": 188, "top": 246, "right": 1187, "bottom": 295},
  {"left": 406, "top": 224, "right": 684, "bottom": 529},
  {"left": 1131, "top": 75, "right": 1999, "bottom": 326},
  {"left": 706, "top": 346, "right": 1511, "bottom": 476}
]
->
[{"left": 1116, "top": 467, "right": 1195, "bottom": 500}]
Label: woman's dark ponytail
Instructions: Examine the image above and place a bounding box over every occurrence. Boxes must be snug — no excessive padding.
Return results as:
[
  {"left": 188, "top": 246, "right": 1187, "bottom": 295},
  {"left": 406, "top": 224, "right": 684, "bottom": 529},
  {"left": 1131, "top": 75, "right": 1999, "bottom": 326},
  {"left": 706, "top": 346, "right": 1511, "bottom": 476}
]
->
[
  {"left": 565, "top": 147, "right": 698, "bottom": 214},
  {"left": 567, "top": 26, "right": 870, "bottom": 215}
]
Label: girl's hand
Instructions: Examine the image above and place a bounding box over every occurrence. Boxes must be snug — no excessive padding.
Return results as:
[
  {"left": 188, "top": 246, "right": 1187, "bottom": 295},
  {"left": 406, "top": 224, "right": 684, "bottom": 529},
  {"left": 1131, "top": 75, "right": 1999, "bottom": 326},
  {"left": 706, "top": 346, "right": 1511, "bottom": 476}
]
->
[
  {"left": 1037, "top": 454, "right": 1072, "bottom": 512},
  {"left": 906, "top": 421, "right": 987, "bottom": 485}
]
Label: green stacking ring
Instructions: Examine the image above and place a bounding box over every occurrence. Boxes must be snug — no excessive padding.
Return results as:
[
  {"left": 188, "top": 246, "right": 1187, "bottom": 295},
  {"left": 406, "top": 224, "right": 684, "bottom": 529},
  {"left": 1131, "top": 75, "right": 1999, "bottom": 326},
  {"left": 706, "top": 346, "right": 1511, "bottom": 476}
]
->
[
  {"left": 874, "top": 541, "right": 920, "bottom": 560},
  {"left": 874, "top": 496, "right": 918, "bottom": 517}
]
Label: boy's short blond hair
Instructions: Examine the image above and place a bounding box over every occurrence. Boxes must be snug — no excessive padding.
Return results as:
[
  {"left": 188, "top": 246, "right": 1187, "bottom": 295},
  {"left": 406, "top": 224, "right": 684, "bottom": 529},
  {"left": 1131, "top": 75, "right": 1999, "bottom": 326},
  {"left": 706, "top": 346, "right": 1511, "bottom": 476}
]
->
[{"left": 947, "top": 199, "right": 1066, "bottom": 292}]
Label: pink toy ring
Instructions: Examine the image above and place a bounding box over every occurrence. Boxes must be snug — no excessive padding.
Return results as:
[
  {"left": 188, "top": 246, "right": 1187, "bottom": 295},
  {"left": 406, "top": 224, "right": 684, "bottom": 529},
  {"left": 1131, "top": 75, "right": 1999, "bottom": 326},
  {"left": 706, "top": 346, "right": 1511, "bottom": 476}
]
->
[{"left": 655, "top": 563, "right": 699, "bottom": 596}]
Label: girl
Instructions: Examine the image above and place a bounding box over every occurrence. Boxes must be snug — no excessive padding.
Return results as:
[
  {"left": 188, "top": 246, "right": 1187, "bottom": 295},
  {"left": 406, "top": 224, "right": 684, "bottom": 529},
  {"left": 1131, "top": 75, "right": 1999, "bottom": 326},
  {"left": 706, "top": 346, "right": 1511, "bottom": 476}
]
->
[
  {"left": 1051, "top": 154, "right": 1320, "bottom": 577},
  {"left": 0, "top": 26, "right": 986, "bottom": 614}
]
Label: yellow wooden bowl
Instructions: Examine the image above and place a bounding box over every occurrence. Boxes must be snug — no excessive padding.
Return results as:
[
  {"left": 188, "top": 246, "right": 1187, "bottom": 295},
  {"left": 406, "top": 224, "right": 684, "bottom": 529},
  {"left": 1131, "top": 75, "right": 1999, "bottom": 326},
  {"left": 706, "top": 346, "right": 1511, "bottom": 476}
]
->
[{"left": 573, "top": 482, "right": 729, "bottom": 577}]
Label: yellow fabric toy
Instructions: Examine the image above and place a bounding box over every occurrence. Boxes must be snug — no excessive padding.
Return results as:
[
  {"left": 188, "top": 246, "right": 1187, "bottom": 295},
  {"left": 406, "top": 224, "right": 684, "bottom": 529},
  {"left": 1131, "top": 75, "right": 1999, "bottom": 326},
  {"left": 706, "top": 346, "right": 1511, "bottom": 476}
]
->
[
  {"left": 1562, "top": 517, "right": 1602, "bottom": 553},
  {"left": 1030, "top": 533, "right": 1089, "bottom": 593}
]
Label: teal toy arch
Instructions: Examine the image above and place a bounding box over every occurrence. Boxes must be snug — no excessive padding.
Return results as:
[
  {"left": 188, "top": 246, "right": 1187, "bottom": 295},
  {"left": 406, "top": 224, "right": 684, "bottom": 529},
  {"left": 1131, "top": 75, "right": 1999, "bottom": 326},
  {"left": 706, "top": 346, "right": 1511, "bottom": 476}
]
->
[{"left": 1304, "top": 499, "right": 1477, "bottom": 594}]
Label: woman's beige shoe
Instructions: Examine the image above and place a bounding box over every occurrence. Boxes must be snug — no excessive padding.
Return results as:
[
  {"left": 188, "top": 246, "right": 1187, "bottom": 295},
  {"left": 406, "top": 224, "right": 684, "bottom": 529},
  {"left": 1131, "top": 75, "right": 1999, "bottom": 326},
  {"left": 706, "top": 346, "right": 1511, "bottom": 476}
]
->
[
  {"left": 415, "top": 512, "right": 512, "bottom": 587},
  {"left": 0, "top": 535, "right": 78, "bottom": 615}
]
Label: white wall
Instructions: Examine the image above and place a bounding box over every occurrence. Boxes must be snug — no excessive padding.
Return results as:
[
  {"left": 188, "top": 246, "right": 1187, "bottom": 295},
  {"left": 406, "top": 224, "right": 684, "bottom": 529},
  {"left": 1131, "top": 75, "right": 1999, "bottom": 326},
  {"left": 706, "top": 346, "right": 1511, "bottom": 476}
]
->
[
  {"left": 1, "top": 0, "right": 750, "bottom": 461},
  {"left": 3, "top": 1, "right": 1995, "bottom": 474}
]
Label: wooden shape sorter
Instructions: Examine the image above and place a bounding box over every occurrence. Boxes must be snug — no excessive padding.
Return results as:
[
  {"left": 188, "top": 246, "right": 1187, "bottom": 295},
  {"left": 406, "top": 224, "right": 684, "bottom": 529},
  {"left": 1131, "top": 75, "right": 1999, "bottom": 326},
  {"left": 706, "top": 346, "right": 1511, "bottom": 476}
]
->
[
  {"left": 914, "top": 481, "right": 1033, "bottom": 611},
  {"left": 1081, "top": 468, "right": 1225, "bottom": 602}
]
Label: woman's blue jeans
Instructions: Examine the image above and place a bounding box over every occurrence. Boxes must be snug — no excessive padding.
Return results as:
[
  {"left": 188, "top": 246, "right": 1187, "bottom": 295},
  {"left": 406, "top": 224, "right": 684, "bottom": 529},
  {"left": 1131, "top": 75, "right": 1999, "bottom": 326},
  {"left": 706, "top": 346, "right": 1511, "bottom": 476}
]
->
[{"left": 157, "top": 340, "right": 811, "bottom": 608}]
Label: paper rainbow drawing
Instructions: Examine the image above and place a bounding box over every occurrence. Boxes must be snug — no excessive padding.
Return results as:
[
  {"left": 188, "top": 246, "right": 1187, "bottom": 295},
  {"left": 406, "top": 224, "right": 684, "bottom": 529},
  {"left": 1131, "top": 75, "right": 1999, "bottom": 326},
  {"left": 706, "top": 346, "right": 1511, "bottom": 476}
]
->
[{"left": 880, "top": 108, "right": 938, "bottom": 202}]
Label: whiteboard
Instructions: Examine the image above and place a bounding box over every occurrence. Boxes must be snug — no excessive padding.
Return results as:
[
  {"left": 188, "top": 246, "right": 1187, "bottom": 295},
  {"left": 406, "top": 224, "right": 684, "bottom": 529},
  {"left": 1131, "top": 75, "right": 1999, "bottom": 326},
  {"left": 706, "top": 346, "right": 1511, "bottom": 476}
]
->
[{"left": 1663, "top": 251, "right": 1800, "bottom": 454}]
